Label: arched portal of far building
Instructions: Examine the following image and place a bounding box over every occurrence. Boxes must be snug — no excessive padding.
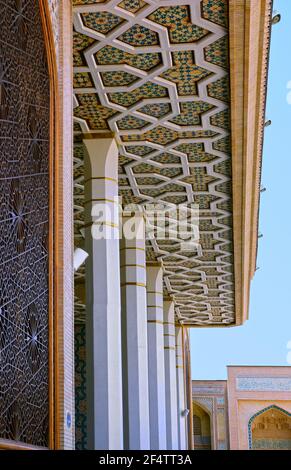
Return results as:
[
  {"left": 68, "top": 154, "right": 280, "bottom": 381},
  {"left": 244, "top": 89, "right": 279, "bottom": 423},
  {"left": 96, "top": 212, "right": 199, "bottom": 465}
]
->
[
  {"left": 192, "top": 402, "right": 211, "bottom": 450},
  {"left": 249, "top": 405, "right": 291, "bottom": 450}
]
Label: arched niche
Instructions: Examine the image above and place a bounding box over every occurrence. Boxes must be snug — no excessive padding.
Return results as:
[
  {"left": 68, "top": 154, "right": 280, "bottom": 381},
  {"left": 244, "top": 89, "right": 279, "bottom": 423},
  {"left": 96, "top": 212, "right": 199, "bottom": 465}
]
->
[
  {"left": 248, "top": 405, "right": 291, "bottom": 450},
  {"left": 193, "top": 402, "right": 212, "bottom": 450}
]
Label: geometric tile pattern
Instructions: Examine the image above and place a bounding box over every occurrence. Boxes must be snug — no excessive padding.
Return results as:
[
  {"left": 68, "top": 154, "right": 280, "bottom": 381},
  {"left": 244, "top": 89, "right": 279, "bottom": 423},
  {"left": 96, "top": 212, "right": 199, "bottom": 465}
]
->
[
  {"left": 95, "top": 46, "right": 162, "bottom": 71},
  {"left": 147, "top": 5, "right": 209, "bottom": 44},
  {"left": 118, "top": 24, "right": 159, "bottom": 47},
  {"left": 100, "top": 70, "right": 139, "bottom": 86},
  {"left": 75, "top": 324, "right": 87, "bottom": 450},
  {"left": 0, "top": 0, "right": 50, "bottom": 446},
  {"left": 118, "top": 0, "right": 148, "bottom": 13},
  {"left": 73, "top": 0, "right": 235, "bottom": 325},
  {"left": 81, "top": 11, "right": 125, "bottom": 34}
]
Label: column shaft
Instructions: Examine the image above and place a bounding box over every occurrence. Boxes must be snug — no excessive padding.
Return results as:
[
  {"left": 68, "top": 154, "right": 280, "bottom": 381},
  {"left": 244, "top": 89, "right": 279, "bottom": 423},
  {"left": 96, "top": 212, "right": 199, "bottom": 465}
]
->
[
  {"left": 84, "top": 138, "right": 123, "bottom": 450},
  {"left": 164, "top": 301, "right": 179, "bottom": 449},
  {"left": 147, "top": 265, "right": 167, "bottom": 449},
  {"left": 176, "top": 326, "right": 187, "bottom": 450},
  {"left": 121, "top": 214, "right": 150, "bottom": 449}
]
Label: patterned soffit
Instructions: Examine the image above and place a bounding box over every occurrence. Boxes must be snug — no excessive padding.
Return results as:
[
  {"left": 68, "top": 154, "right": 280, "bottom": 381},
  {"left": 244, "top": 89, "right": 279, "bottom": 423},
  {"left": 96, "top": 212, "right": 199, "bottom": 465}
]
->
[{"left": 72, "top": 0, "right": 271, "bottom": 326}]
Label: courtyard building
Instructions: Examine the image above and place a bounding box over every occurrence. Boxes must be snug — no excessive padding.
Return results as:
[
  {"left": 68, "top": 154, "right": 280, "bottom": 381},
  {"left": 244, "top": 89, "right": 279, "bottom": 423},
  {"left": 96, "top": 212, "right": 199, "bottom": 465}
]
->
[{"left": 0, "top": 0, "right": 275, "bottom": 450}]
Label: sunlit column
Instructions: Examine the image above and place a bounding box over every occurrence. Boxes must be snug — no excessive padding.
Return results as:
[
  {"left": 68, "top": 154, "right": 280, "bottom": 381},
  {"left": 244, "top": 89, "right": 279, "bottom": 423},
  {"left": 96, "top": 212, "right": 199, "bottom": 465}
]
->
[
  {"left": 164, "top": 300, "right": 179, "bottom": 449},
  {"left": 120, "top": 213, "right": 150, "bottom": 450},
  {"left": 147, "top": 263, "right": 167, "bottom": 449},
  {"left": 83, "top": 137, "right": 123, "bottom": 450},
  {"left": 176, "top": 325, "right": 187, "bottom": 450}
]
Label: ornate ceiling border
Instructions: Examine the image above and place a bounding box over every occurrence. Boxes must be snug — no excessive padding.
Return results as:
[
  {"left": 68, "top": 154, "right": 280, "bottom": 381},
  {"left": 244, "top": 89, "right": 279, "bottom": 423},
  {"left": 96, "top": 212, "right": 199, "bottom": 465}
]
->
[{"left": 229, "top": 0, "right": 273, "bottom": 326}]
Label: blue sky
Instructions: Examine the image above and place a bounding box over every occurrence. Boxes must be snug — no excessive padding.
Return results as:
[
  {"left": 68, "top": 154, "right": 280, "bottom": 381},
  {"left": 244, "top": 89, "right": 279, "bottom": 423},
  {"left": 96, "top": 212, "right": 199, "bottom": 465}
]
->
[{"left": 190, "top": 0, "right": 291, "bottom": 380}]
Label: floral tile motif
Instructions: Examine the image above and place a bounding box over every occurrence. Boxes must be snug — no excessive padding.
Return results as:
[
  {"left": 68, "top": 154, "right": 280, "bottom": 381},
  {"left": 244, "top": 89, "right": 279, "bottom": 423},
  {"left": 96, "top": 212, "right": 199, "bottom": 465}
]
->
[
  {"left": 74, "top": 72, "right": 94, "bottom": 88},
  {"left": 101, "top": 70, "right": 138, "bottom": 86},
  {"left": 132, "top": 163, "right": 182, "bottom": 178},
  {"left": 119, "top": 188, "right": 144, "bottom": 205},
  {"left": 81, "top": 11, "right": 124, "bottom": 34},
  {"left": 172, "top": 50, "right": 195, "bottom": 65},
  {"left": 118, "top": 155, "right": 134, "bottom": 174},
  {"left": 216, "top": 180, "right": 232, "bottom": 194},
  {"left": 207, "top": 76, "right": 230, "bottom": 102},
  {"left": 182, "top": 167, "right": 217, "bottom": 191},
  {"left": 211, "top": 109, "right": 230, "bottom": 129},
  {"left": 148, "top": 5, "right": 209, "bottom": 44},
  {"left": 213, "top": 135, "right": 231, "bottom": 153},
  {"left": 74, "top": 94, "right": 118, "bottom": 130},
  {"left": 161, "top": 53, "right": 211, "bottom": 96},
  {"left": 199, "top": 220, "right": 220, "bottom": 232},
  {"left": 193, "top": 194, "right": 218, "bottom": 210},
  {"left": 73, "top": 31, "right": 96, "bottom": 66},
  {"left": 150, "top": 153, "right": 181, "bottom": 164},
  {"left": 118, "top": 0, "right": 147, "bottom": 13},
  {"left": 75, "top": 323, "right": 87, "bottom": 450},
  {"left": 135, "top": 176, "right": 162, "bottom": 185},
  {"left": 205, "top": 36, "right": 229, "bottom": 69},
  {"left": 170, "top": 101, "right": 214, "bottom": 126},
  {"left": 125, "top": 145, "right": 153, "bottom": 156},
  {"left": 118, "top": 25, "right": 159, "bottom": 47},
  {"left": 217, "top": 198, "right": 232, "bottom": 212},
  {"left": 174, "top": 143, "right": 218, "bottom": 163},
  {"left": 162, "top": 194, "right": 188, "bottom": 204},
  {"left": 200, "top": 233, "right": 219, "bottom": 249},
  {"left": 214, "top": 160, "right": 232, "bottom": 176},
  {"left": 95, "top": 46, "right": 162, "bottom": 71},
  {"left": 117, "top": 115, "right": 148, "bottom": 130},
  {"left": 109, "top": 82, "right": 168, "bottom": 107},
  {"left": 132, "top": 162, "right": 157, "bottom": 173},
  {"left": 141, "top": 183, "right": 186, "bottom": 198},
  {"left": 121, "top": 126, "right": 217, "bottom": 145},
  {"left": 201, "top": 0, "right": 228, "bottom": 28},
  {"left": 138, "top": 103, "right": 171, "bottom": 118}
]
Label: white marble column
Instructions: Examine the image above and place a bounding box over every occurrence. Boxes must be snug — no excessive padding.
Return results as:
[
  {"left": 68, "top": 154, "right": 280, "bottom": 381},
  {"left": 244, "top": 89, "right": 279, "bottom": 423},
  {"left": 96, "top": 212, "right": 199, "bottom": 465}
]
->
[
  {"left": 121, "top": 213, "right": 150, "bottom": 450},
  {"left": 147, "top": 264, "right": 167, "bottom": 449},
  {"left": 164, "top": 300, "right": 179, "bottom": 449},
  {"left": 83, "top": 137, "right": 123, "bottom": 450},
  {"left": 176, "top": 325, "right": 187, "bottom": 450}
]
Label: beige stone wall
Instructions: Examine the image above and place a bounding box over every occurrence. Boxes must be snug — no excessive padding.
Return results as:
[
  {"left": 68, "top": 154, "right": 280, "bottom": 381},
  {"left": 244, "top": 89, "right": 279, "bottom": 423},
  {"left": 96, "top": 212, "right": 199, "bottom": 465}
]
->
[{"left": 227, "top": 366, "right": 291, "bottom": 450}]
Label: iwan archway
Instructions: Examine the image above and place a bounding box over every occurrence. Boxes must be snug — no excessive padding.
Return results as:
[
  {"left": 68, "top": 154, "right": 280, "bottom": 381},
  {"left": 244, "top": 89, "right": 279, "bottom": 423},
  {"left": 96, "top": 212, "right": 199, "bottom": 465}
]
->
[
  {"left": 249, "top": 405, "right": 291, "bottom": 450},
  {"left": 192, "top": 402, "right": 211, "bottom": 450}
]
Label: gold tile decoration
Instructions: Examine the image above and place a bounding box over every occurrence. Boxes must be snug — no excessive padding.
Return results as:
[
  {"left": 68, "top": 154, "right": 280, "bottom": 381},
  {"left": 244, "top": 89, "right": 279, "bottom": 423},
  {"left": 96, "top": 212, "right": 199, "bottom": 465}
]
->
[
  {"left": 73, "top": 0, "right": 235, "bottom": 325},
  {"left": 118, "top": 0, "right": 147, "bottom": 13}
]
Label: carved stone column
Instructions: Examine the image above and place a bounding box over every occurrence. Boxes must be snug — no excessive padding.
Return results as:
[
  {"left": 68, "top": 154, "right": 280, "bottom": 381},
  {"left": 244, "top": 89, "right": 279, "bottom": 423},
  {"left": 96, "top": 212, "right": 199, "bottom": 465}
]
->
[
  {"left": 121, "top": 213, "right": 150, "bottom": 450},
  {"left": 147, "top": 264, "right": 167, "bottom": 449},
  {"left": 84, "top": 137, "right": 123, "bottom": 450},
  {"left": 164, "top": 300, "right": 179, "bottom": 449},
  {"left": 176, "top": 325, "right": 187, "bottom": 450}
]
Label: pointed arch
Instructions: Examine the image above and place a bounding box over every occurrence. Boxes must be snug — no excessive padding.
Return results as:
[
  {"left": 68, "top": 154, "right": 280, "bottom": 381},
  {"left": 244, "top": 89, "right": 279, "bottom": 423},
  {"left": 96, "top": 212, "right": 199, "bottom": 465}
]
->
[
  {"left": 248, "top": 405, "right": 291, "bottom": 450},
  {"left": 192, "top": 401, "right": 212, "bottom": 450}
]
